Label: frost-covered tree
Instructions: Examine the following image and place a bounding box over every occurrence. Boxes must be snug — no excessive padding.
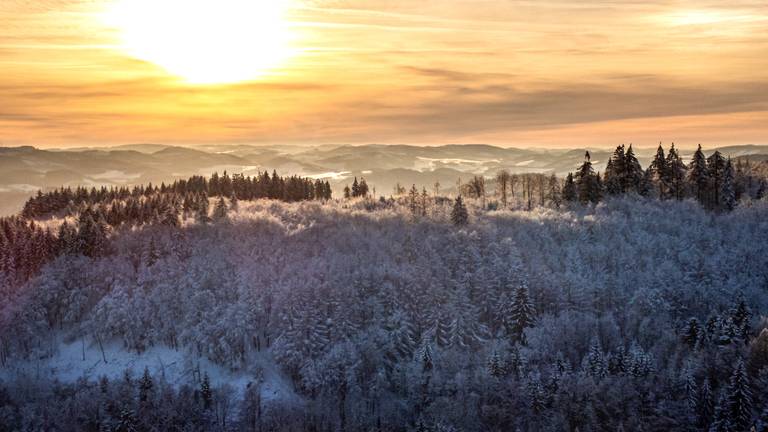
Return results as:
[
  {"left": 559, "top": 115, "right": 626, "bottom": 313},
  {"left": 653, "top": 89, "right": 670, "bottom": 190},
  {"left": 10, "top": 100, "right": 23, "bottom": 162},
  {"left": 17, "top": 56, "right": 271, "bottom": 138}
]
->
[{"left": 450, "top": 196, "right": 468, "bottom": 226}]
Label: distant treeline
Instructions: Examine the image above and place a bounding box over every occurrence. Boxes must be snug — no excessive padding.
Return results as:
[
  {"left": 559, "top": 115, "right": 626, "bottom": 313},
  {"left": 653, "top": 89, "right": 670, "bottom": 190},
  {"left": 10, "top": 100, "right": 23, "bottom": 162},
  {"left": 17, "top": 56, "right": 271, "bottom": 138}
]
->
[
  {"left": 1, "top": 171, "right": 330, "bottom": 286},
  {"left": 460, "top": 144, "right": 766, "bottom": 212},
  {"left": 21, "top": 170, "right": 332, "bottom": 219}
]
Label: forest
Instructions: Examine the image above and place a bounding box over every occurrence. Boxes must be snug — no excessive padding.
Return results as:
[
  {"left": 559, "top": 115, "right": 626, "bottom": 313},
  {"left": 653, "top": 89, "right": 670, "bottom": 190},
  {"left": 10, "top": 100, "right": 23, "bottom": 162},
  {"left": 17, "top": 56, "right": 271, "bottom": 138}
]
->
[{"left": 1, "top": 144, "right": 768, "bottom": 431}]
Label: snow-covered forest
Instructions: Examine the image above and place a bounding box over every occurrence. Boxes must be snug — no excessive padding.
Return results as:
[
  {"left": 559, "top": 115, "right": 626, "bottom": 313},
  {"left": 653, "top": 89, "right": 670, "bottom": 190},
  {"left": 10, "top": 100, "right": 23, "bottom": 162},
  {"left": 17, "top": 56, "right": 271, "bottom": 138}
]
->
[{"left": 1, "top": 144, "right": 768, "bottom": 431}]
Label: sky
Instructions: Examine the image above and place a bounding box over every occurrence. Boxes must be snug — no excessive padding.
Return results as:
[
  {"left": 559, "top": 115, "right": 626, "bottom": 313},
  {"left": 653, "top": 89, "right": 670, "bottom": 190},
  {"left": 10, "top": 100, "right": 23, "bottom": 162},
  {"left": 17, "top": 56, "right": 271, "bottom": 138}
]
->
[{"left": 0, "top": 0, "right": 767, "bottom": 149}]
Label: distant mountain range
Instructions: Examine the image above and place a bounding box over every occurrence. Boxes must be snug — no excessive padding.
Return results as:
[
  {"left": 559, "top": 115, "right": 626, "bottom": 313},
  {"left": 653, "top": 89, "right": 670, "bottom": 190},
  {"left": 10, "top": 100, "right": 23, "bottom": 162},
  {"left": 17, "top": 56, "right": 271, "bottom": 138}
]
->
[{"left": 2, "top": 143, "right": 767, "bottom": 216}]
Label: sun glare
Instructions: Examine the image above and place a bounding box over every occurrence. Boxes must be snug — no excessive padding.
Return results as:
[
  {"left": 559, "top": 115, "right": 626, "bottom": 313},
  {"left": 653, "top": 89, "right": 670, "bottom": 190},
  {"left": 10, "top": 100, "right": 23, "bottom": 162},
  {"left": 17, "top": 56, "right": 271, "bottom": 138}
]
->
[{"left": 103, "top": 0, "right": 295, "bottom": 84}]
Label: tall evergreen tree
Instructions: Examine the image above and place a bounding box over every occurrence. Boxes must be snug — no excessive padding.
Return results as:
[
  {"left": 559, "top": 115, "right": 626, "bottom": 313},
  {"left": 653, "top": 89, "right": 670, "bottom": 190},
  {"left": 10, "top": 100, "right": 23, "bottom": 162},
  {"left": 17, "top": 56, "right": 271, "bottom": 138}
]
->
[
  {"left": 649, "top": 144, "right": 670, "bottom": 199},
  {"left": 451, "top": 196, "right": 469, "bottom": 226},
  {"left": 707, "top": 151, "right": 727, "bottom": 209},
  {"left": 576, "top": 151, "right": 601, "bottom": 204},
  {"left": 720, "top": 159, "right": 736, "bottom": 211},
  {"left": 212, "top": 196, "right": 228, "bottom": 220},
  {"left": 667, "top": 143, "right": 687, "bottom": 200},
  {"left": 624, "top": 145, "right": 644, "bottom": 194},
  {"left": 562, "top": 173, "right": 577, "bottom": 202},
  {"left": 712, "top": 360, "right": 753, "bottom": 431},
  {"left": 688, "top": 144, "right": 710, "bottom": 205},
  {"left": 504, "top": 284, "right": 535, "bottom": 345},
  {"left": 604, "top": 145, "right": 626, "bottom": 195}
]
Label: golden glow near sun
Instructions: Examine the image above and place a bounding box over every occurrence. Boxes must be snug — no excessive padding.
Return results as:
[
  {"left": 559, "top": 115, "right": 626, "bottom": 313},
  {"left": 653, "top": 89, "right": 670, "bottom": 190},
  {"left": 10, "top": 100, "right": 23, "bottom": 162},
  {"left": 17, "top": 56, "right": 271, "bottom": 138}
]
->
[{"left": 103, "top": 0, "right": 294, "bottom": 84}]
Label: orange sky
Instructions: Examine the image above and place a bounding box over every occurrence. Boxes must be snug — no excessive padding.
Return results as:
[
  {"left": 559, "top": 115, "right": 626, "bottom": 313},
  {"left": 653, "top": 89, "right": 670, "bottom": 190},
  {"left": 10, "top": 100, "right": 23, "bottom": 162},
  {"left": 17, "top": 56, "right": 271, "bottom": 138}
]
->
[{"left": 1, "top": 0, "right": 767, "bottom": 149}]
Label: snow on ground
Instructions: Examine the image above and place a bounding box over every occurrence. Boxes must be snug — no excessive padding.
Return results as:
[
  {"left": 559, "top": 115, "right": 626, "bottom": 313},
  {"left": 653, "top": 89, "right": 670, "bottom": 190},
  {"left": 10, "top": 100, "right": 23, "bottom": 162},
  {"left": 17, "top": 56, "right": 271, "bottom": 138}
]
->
[{"left": 0, "top": 336, "right": 299, "bottom": 404}]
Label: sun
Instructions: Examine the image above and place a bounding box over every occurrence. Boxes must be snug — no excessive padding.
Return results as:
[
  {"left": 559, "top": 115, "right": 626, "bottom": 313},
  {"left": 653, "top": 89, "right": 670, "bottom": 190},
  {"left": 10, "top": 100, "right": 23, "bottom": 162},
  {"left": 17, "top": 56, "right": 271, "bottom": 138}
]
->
[{"left": 103, "top": 0, "right": 295, "bottom": 84}]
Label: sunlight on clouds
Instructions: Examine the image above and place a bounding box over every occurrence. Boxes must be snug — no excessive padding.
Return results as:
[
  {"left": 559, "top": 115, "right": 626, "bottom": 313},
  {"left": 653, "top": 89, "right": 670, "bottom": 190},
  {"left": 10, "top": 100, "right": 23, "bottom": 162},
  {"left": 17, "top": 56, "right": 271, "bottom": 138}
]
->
[{"left": 102, "top": 0, "right": 298, "bottom": 84}]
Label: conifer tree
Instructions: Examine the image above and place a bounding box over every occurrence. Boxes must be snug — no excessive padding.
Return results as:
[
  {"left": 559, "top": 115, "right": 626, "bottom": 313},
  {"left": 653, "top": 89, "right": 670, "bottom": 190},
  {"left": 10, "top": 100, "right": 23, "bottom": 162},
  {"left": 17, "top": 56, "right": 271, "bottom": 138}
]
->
[
  {"left": 720, "top": 360, "right": 753, "bottom": 431},
  {"left": 505, "top": 284, "right": 535, "bottom": 345},
  {"left": 688, "top": 144, "right": 710, "bottom": 205},
  {"left": 586, "top": 339, "right": 607, "bottom": 379},
  {"left": 624, "top": 144, "right": 644, "bottom": 194},
  {"left": 720, "top": 159, "right": 736, "bottom": 211},
  {"left": 697, "top": 378, "right": 715, "bottom": 429},
  {"left": 562, "top": 173, "right": 577, "bottom": 202},
  {"left": 195, "top": 195, "right": 211, "bottom": 224},
  {"left": 604, "top": 145, "right": 626, "bottom": 195},
  {"left": 451, "top": 196, "right": 468, "bottom": 226},
  {"left": 487, "top": 350, "right": 507, "bottom": 379},
  {"left": 576, "top": 151, "right": 600, "bottom": 204},
  {"left": 409, "top": 185, "right": 420, "bottom": 216},
  {"left": 139, "top": 367, "right": 153, "bottom": 403},
  {"left": 683, "top": 318, "right": 701, "bottom": 349},
  {"left": 343, "top": 185, "right": 351, "bottom": 199},
  {"left": 649, "top": 143, "right": 670, "bottom": 198},
  {"left": 201, "top": 372, "right": 213, "bottom": 410},
  {"left": 708, "top": 151, "right": 727, "bottom": 209},
  {"left": 667, "top": 143, "right": 687, "bottom": 200},
  {"left": 212, "top": 196, "right": 228, "bottom": 221}
]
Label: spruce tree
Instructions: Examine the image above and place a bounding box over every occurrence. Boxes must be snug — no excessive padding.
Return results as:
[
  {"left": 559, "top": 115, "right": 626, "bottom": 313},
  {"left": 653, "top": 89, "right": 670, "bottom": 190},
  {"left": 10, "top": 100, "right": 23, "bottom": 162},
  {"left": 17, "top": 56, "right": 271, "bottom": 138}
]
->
[
  {"left": 604, "top": 145, "right": 626, "bottom": 195},
  {"left": 667, "top": 143, "right": 687, "bottom": 200},
  {"left": 201, "top": 372, "right": 213, "bottom": 410},
  {"left": 139, "top": 367, "right": 153, "bottom": 403},
  {"left": 505, "top": 284, "right": 535, "bottom": 345},
  {"left": 649, "top": 144, "right": 670, "bottom": 198},
  {"left": 212, "top": 196, "right": 228, "bottom": 220},
  {"left": 697, "top": 378, "right": 715, "bottom": 429},
  {"left": 576, "top": 151, "right": 600, "bottom": 204},
  {"left": 720, "top": 159, "right": 736, "bottom": 211},
  {"left": 713, "top": 360, "right": 753, "bottom": 431},
  {"left": 707, "top": 151, "right": 727, "bottom": 209},
  {"left": 683, "top": 318, "right": 702, "bottom": 349},
  {"left": 624, "top": 145, "right": 644, "bottom": 194},
  {"left": 586, "top": 338, "right": 607, "bottom": 379},
  {"left": 451, "top": 196, "right": 468, "bottom": 226},
  {"left": 688, "top": 144, "right": 710, "bottom": 205},
  {"left": 562, "top": 173, "right": 577, "bottom": 202}
]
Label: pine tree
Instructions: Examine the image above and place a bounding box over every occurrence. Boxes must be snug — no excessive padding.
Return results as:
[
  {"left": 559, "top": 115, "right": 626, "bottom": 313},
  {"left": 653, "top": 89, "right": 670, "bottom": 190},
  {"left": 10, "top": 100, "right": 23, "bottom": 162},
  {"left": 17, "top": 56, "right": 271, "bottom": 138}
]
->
[
  {"left": 201, "top": 372, "right": 213, "bottom": 410},
  {"left": 351, "top": 177, "right": 360, "bottom": 197},
  {"left": 487, "top": 350, "right": 507, "bottom": 378},
  {"left": 195, "top": 195, "right": 211, "bottom": 224},
  {"left": 667, "top": 143, "right": 687, "bottom": 200},
  {"left": 212, "top": 196, "right": 228, "bottom": 220},
  {"left": 358, "top": 178, "right": 370, "bottom": 198},
  {"left": 708, "top": 151, "right": 727, "bottom": 209},
  {"left": 138, "top": 367, "right": 153, "bottom": 403},
  {"left": 713, "top": 360, "right": 754, "bottom": 431},
  {"left": 720, "top": 158, "right": 736, "bottom": 211},
  {"left": 604, "top": 145, "right": 626, "bottom": 195},
  {"left": 683, "top": 318, "right": 702, "bottom": 349},
  {"left": 505, "top": 284, "right": 535, "bottom": 345},
  {"left": 451, "top": 196, "right": 468, "bottom": 226},
  {"left": 624, "top": 144, "right": 644, "bottom": 193},
  {"left": 409, "top": 185, "right": 420, "bottom": 216},
  {"left": 649, "top": 143, "right": 670, "bottom": 198},
  {"left": 343, "top": 185, "right": 351, "bottom": 199},
  {"left": 562, "top": 173, "right": 577, "bottom": 202},
  {"left": 698, "top": 378, "right": 715, "bottom": 429},
  {"left": 576, "top": 151, "right": 600, "bottom": 204},
  {"left": 731, "top": 296, "right": 752, "bottom": 344},
  {"left": 586, "top": 338, "right": 607, "bottom": 380},
  {"left": 688, "top": 144, "right": 710, "bottom": 205}
]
